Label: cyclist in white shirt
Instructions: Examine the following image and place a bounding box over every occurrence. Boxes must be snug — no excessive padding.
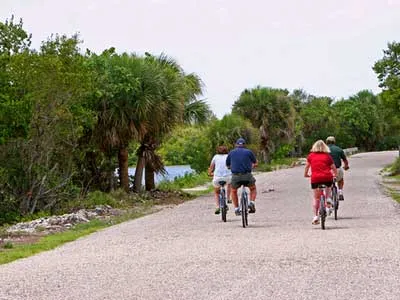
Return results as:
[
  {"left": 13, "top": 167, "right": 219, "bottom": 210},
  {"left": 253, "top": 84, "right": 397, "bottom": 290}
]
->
[{"left": 208, "top": 145, "right": 232, "bottom": 214}]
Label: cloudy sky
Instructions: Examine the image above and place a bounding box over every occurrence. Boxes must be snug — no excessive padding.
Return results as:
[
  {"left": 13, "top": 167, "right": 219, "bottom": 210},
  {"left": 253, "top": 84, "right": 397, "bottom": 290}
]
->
[{"left": 1, "top": 0, "right": 399, "bottom": 117}]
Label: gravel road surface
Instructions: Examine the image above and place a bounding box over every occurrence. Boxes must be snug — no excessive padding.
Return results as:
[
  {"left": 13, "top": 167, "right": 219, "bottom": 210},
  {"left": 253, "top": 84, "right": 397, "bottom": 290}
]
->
[{"left": 1, "top": 151, "right": 399, "bottom": 300}]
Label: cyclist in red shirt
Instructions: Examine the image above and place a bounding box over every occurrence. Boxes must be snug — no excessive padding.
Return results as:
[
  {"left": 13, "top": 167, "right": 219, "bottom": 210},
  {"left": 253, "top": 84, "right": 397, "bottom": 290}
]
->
[{"left": 304, "top": 140, "right": 338, "bottom": 225}]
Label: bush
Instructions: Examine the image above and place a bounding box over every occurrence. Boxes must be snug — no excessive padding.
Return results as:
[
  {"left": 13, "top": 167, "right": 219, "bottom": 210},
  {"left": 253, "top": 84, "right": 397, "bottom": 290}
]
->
[{"left": 390, "top": 157, "right": 400, "bottom": 175}]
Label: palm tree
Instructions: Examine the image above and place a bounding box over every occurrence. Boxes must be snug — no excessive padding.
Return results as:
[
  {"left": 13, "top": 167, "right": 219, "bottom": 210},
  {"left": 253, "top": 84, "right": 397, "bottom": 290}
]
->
[
  {"left": 232, "top": 87, "right": 297, "bottom": 162},
  {"left": 89, "top": 50, "right": 164, "bottom": 192},
  {"left": 133, "top": 54, "right": 211, "bottom": 191}
]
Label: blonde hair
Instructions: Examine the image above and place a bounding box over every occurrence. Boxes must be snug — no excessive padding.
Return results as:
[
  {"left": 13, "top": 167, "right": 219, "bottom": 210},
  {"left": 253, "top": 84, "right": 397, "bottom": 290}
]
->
[{"left": 310, "top": 140, "right": 330, "bottom": 153}]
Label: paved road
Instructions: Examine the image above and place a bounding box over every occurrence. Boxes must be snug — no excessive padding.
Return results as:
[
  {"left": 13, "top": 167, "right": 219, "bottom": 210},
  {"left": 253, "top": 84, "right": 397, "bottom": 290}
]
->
[{"left": 1, "top": 151, "right": 399, "bottom": 300}]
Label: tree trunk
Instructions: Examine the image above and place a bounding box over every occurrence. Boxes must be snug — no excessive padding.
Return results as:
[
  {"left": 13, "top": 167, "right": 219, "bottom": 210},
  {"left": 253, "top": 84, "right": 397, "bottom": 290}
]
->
[
  {"left": 134, "top": 153, "right": 145, "bottom": 193},
  {"left": 145, "top": 161, "right": 155, "bottom": 191},
  {"left": 118, "top": 147, "right": 130, "bottom": 193},
  {"left": 260, "top": 125, "right": 270, "bottom": 163}
]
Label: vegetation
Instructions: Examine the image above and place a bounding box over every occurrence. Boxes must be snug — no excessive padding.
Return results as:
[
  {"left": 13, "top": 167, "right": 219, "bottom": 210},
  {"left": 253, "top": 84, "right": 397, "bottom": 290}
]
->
[
  {"left": 0, "top": 213, "right": 144, "bottom": 265},
  {"left": 0, "top": 15, "right": 399, "bottom": 225}
]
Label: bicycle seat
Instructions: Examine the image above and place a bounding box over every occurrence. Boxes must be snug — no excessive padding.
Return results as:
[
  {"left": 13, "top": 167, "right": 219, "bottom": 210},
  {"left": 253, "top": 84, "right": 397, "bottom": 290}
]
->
[{"left": 218, "top": 180, "right": 226, "bottom": 186}]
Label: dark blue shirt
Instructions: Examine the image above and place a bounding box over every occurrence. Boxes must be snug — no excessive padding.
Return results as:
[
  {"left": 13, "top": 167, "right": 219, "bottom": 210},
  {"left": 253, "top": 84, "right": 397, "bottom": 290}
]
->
[{"left": 226, "top": 147, "right": 257, "bottom": 174}]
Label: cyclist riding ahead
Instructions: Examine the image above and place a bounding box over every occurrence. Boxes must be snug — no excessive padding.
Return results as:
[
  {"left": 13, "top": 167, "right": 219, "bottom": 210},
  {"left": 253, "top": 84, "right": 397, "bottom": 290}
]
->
[
  {"left": 208, "top": 145, "right": 232, "bottom": 215},
  {"left": 326, "top": 136, "right": 350, "bottom": 201},
  {"left": 304, "top": 140, "right": 338, "bottom": 225},
  {"left": 226, "top": 138, "right": 258, "bottom": 216}
]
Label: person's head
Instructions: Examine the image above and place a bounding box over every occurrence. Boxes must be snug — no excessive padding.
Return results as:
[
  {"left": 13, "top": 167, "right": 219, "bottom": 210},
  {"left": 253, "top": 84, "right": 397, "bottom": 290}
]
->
[
  {"left": 310, "top": 140, "right": 330, "bottom": 153},
  {"left": 326, "top": 136, "right": 336, "bottom": 145},
  {"left": 235, "top": 137, "right": 246, "bottom": 148},
  {"left": 216, "top": 145, "right": 228, "bottom": 154}
]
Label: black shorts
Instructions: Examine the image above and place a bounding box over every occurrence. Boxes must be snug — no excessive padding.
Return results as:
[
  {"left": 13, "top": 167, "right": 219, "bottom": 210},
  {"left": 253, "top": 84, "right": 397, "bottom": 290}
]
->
[
  {"left": 311, "top": 181, "right": 332, "bottom": 189},
  {"left": 231, "top": 173, "right": 256, "bottom": 189}
]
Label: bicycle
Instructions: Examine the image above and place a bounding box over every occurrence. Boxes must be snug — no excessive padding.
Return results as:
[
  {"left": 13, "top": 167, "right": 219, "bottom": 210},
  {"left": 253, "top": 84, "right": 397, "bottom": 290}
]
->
[
  {"left": 317, "top": 183, "right": 328, "bottom": 230},
  {"left": 218, "top": 180, "right": 228, "bottom": 222},
  {"left": 331, "top": 178, "right": 339, "bottom": 220}
]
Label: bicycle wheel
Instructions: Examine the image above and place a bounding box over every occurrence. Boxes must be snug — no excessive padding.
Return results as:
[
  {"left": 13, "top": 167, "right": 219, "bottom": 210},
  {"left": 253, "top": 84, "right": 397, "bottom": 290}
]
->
[
  {"left": 332, "top": 185, "right": 338, "bottom": 220},
  {"left": 220, "top": 188, "right": 227, "bottom": 222},
  {"left": 241, "top": 190, "right": 248, "bottom": 228},
  {"left": 244, "top": 191, "right": 248, "bottom": 226},
  {"left": 320, "top": 195, "right": 326, "bottom": 230}
]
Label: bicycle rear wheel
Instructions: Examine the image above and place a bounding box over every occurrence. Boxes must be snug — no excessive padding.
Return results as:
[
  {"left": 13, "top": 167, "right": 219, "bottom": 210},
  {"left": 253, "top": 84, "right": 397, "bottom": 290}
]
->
[
  {"left": 332, "top": 186, "right": 338, "bottom": 220},
  {"left": 220, "top": 189, "right": 227, "bottom": 222},
  {"left": 241, "top": 190, "right": 248, "bottom": 228},
  {"left": 320, "top": 196, "right": 326, "bottom": 230}
]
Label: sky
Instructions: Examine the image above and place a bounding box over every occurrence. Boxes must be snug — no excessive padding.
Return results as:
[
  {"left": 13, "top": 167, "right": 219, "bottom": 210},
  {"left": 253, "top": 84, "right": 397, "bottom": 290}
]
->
[{"left": 1, "top": 0, "right": 400, "bottom": 118}]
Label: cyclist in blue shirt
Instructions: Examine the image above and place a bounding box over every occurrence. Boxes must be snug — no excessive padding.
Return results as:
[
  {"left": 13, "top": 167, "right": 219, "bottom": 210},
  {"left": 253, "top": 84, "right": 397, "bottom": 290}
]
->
[{"left": 226, "top": 138, "right": 258, "bottom": 216}]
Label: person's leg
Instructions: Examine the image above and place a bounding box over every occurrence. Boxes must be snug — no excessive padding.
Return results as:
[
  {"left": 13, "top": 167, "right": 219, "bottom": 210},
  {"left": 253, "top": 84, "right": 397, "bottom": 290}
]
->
[
  {"left": 313, "top": 189, "right": 320, "bottom": 216},
  {"left": 227, "top": 183, "right": 232, "bottom": 203},
  {"left": 325, "top": 186, "right": 332, "bottom": 207},
  {"left": 231, "top": 187, "right": 239, "bottom": 208},
  {"left": 249, "top": 184, "right": 257, "bottom": 201},
  {"left": 214, "top": 187, "right": 220, "bottom": 208},
  {"left": 311, "top": 187, "right": 320, "bottom": 224},
  {"left": 337, "top": 168, "right": 345, "bottom": 200},
  {"left": 338, "top": 179, "right": 344, "bottom": 190}
]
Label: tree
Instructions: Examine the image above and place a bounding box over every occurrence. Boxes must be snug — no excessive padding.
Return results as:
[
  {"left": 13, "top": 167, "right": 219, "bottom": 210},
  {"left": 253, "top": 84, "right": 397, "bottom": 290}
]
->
[
  {"left": 232, "top": 87, "right": 296, "bottom": 162},
  {"left": 332, "top": 90, "right": 384, "bottom": 150},
  {"left": 0, "top": 16, "right": 33, "bottom": 144},
  {"left": 373, "top": 42, "right": 400, "bottom": 147},
  {"left": 299, "top": 96, "right": 335, "bottom": 151},
  {"left": 134, "top": 54, "right": 210, "bottom": 191}
]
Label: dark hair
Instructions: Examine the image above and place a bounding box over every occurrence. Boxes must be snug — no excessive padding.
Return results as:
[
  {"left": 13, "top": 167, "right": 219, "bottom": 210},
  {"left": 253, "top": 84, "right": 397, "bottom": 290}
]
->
[{"left": 216, "top": 145, "right": 228, "bottom": 154}]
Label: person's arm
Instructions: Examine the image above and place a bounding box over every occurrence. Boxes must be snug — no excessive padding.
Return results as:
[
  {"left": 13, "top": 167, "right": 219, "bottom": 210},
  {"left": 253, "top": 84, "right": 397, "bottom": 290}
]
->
[
  {"left": 208, "top": 162, "right": 215, "bottom": 176},
  {"left": 341, "top": 150, "right": 350, "bottom": 170},
  {"left": 250, "top": 151, "right": 258, "bottom": 168},
  {"left": 304, "top": 162, "right": 311, "bottom": 177},
  {"left": 226, "top": 153, "right": 231, "bottom": 169}
]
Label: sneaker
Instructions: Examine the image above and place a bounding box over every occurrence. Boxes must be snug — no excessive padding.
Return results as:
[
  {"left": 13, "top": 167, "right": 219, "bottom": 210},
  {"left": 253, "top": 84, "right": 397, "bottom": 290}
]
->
[
  {"left": 215, "top": 208, "right": 220, "bottom": 215},
  {"left": 227, "top": 199, "right": 232, "bottom": 204},
  {"left": 234, "top": 208, "right": 241, "bottom": 216},
  {"left": 248, "top": 201, "right": 256, "bottom": 213},
  {"left": 312, "top": 216, "right": 320, "bottom": 225}
]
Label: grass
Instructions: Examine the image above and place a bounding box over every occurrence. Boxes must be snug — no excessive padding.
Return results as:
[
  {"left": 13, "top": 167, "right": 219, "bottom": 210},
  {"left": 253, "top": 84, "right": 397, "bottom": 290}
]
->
[
  {"left": 382, "top": 158, "right": 400, "bottom": 204},
  {"left": 157, "top": 171, "right": 210, "bottom": 190},
  {"left": 255, "top": 157, "right": 298, "bottom": 172},
  {"left": 0, "top": 211, "right": 145, "bottom": 265}
]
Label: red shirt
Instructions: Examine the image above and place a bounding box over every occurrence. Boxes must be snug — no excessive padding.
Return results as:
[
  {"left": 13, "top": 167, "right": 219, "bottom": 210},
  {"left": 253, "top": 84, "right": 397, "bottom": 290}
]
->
[{"left": 307, "top": 152, "right": 334, "bottom": 183}]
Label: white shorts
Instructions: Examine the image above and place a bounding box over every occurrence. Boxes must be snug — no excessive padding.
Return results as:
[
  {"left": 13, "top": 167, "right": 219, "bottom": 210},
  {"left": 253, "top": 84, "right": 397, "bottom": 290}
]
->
[
  {"left": 336, "top": 167, "right": 344, "bottom": 182},
  {"left": 212, "top": 176, "right": 231, "bottom": 188}
]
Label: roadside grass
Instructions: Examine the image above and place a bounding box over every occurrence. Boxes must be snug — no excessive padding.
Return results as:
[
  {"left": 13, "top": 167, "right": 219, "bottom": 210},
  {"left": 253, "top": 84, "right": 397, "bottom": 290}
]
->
[
  {"left": 0, "top": 157, "right": 302, "bottom": 265},
  {"left": 255, "top": 157, "right": 298, "bottom": 172},
  {"left": 382, "top": 157, "right": 400, "bottom": 204},
  {"left": 157, "top": 171, "right": 210, "bottom": 190},
  {"left": 0, "top": 210, "right": 146, "bottom": 265}
]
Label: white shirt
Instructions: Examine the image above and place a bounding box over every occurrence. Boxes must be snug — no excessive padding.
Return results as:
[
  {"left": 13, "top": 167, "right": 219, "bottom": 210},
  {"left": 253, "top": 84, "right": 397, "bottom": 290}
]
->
[{"left": 211, "top": 154, "right": 231, "bottom": 177}]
